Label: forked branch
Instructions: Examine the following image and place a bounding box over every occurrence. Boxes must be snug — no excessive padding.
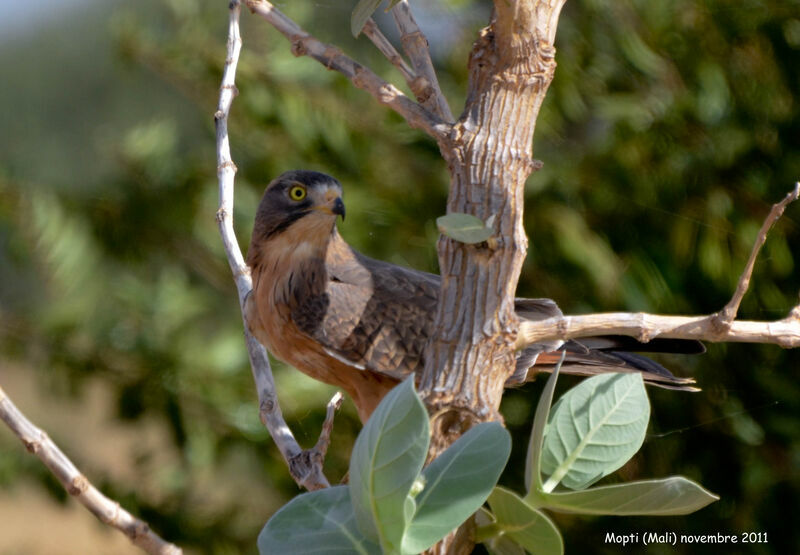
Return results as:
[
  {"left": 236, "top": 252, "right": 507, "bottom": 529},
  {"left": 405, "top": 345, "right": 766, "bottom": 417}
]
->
[
  {"left": 244, "top": 0, "right": 451, "bottom": 141},
  {"left": 390, "top": 0, "right": 454, "bottom": 121},
  {"left": 712, "top": 182, "right": 800, "bottom": 328},
  {"left": 0, "top": 386, "right": 182, "bottom": 555},
  {"left": 215, "top": 0, "right": 341, "bottom": 492},
  {"left": 362, "top": 19, "right": 415, "bottom": 84},
  {"left": 518, "top": 184, "right": 800, "bottom": 350}
]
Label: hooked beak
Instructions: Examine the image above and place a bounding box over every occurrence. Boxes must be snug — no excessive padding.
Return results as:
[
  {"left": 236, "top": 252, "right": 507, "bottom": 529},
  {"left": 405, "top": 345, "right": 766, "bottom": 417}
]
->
[
  {"left": 314, "top": 189, "right": 345, "bottom": 220},
  {"left": 332, "top": 196, "right": 345, "bottom": 220}
]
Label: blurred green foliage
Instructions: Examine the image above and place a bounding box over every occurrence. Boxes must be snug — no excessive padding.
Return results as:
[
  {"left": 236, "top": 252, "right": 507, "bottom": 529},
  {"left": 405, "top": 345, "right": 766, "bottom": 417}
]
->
[{"left": 0, "top": 0, "right": 798, "bottom": 553}]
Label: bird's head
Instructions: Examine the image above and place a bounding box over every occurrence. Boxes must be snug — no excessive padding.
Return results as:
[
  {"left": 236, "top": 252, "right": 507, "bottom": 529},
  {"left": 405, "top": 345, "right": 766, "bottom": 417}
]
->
[
  {"left": 247, "top": 170, "right": 344, "bottom": 267},
  {"left": 248, "top": 171, "right": 346, "bottom": 264}
]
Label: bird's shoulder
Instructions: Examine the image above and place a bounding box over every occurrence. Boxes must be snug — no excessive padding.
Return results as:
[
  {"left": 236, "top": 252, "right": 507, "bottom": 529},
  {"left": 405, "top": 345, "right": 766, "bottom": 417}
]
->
[{"left": 290, "top": 238, "right": 438, "bottom": 378}]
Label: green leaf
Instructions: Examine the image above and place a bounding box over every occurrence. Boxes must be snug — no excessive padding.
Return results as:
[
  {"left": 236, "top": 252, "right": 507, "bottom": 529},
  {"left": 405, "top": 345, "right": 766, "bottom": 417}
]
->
[
  {"left": 351, "top": 0, "right": 382, "bottom": 37},
  {"left": 531, "top": 476, "right": 719, "bottom": 515},
  {"left": 402, "top": 422, "right": 511, "bottom": 554},
  {"left": 483, "top": 535, "right": 527, "bottom": 555},
  {"left": 29, "top": 190, "right": 101, "bottom": 300},
  {"left": 525, "top": 353, "right": 564, "bottom": 494},
  {"left": 436, "top": 213, "right": 493, "bottom": 244},
  {"left": 487, "top": 487, "right": 563, "bottom": 555},
  {"left": 549, "top": 207, "right": 622, "bottom": 295},
  {"left": 617, "top": 29, "right": 666, "bottom": 77},
  {"left": 540, "top": 373, "right": 650, "bottom": 491},
  {"left": 257, "top": 485, "right": 379, "bottom": 554},
  {"left": 475, "top": 507, "right": 526, "bottom": 555},
  {"left": 349, "top": 378, "right": 429, "bottom": 552}
]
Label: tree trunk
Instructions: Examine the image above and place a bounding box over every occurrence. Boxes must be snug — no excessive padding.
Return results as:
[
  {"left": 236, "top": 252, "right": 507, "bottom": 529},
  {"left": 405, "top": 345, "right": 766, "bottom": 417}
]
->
[
  {"left": 422, "top": 0, "right": 563, "bottom": 453},
  {"left": 420, "top": 1, "right": 565, "bottom": 552}
]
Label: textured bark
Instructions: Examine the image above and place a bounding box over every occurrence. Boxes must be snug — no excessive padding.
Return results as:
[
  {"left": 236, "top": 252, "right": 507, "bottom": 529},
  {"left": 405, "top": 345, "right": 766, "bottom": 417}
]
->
[
  {"left": 421, "top": 0, "right": 563, "bottom": 452},
  {"left": 420, "top": 2, "right": 565, "bottom": 552}
]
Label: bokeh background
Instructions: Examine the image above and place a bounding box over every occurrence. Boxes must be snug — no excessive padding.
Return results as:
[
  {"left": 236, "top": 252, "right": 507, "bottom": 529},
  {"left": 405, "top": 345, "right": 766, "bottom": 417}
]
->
[{"left": 1, "top": 0, "right": 798, "bottom": 553}]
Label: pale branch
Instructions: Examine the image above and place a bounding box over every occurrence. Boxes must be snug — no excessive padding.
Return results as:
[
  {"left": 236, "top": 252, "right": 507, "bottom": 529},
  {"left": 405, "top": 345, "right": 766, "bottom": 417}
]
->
[
  {"left": 215, "top": 0, "right": 340, "bottom": 492},
  {"left": 313, "top": 392, "right": 345, "bottom": 461},
  {"left": 418, "top": 0, "right": 566, "bottom": 449},
  {"left": 517, "top": 184, "right": 800, "bottom": 351},
  {"left": 712, "top": 182, "right": 800, "bottom": 328},
  {"left": 244, "top": 0, "right": 451, "bottom": 141},
  {"left": 243, "top": 329, "right": 336, "bottom": 490},
  {"left": 0, "top": 385, "right": 182, "bottom": 555},
  {"left": 390, "top": 0, "right": 454, "bottom": 122},
  {"left": 789, "top": 296, "right": 800, "bottom": 321},
  {"left": 517, "top": 312, "right": 800, "bottom": 349},
  {"left": 362, "top": 18, "right": 415, "bottom": 85}
]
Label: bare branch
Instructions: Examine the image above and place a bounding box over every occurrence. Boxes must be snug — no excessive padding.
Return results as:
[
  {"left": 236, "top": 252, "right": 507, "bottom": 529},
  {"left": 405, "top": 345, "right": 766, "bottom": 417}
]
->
[
  {"left": 362, "top": 19, "right": 415, "bottom": 84},
  {"left": 215, "top": 0, "right": 341, "bottom": 492},
  {"left": 313, "top": 392, "right": 345, "bottom": 460},
  {"left": 517, "top": 312, "right": 800, "bottom": 349},
  {"left": 518, "top": 183, "right": 800, "bottom": 351},
  {"left": 215, "top": 1, "right": 248, "bottom": 301},
  {"left": 789, "top": 293, "right": 800, "bottom": 321},
  {"left": 713, "top": 183, "right": 800, "bottom": 328},
  {"left": 0, "top": 385, "right": 182, "bottom": 555},
  {"left": 244, "top": 0, "right": 451, "bottom": 141},
  {"left": 391, "top": 0, "right": 454, "bottom": 122},
  {"left": 243, "top": 329, "right": 333, "bottom": 490}
]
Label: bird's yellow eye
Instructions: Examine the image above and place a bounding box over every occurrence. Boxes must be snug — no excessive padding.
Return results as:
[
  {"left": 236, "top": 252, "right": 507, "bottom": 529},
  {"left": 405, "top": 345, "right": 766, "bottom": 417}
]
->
[{"left": 288, "top": 185, "right": 307, "bottom": 201}]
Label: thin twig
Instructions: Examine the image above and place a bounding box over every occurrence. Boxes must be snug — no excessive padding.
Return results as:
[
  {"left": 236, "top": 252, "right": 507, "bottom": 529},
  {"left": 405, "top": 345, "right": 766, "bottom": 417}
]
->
[
  {"left": 0, "top": 386, "right": 182, "bottom": 555},
  {"left": 391, "top": 0, "right": 454, "bottom": 122},
  {"left": 244, "top": 0, "right": 451, "bottom": 141},
  {"left": 362, "top": 18, "right": 416, "bottom": 84},
  {"left": 215, "top": 0, "right": 341, "bottom": 492},
  {"left": 313, "top": 392, "right": 345, "bottom": 459},
  {"left": 713, "top": 182, "right": 800, "bottom": 329},
  {"left": 517, "top": 184, "right": 800, "bottom": 350}
]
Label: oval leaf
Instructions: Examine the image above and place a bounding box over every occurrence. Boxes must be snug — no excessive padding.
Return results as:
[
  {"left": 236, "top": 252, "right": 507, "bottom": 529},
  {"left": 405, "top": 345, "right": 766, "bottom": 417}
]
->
[
  {"left": 402, "top": 422, "right": 511, "bottom": 554},
  {"left": 349, "top": 377, "right": 429, "bottom": 552},
  {"left": 436, "top": 213, "right": 493, "bottom": 244},
  {"left": 533, "top": 476, "right": 719, "bottom": 515},
  {"left": 541, "top": 373, "right": 650, "bottom": 491},
  {"left": 258, "top": 485, "right": 379, "bottom": 554},
  {"left": 487, "top": 487, "right": 563, "bottom": 555}
]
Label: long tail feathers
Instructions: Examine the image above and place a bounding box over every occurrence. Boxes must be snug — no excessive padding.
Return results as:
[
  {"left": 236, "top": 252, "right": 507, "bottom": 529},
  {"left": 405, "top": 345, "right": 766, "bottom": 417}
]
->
[{"left": 508, "top": 336, "right": 704, "bottom": 392}]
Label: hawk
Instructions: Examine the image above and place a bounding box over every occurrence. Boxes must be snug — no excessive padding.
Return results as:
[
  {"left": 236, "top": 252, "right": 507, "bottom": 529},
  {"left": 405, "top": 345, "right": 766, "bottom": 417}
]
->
[{"left": 245, "top": 170, "right": 702, "bottom": 422}]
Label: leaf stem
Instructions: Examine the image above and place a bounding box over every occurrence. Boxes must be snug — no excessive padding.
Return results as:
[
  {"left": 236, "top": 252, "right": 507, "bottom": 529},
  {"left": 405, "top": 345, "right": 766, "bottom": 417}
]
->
[{"left": 474, "top": 523, "right": 502, "bottom": 542}]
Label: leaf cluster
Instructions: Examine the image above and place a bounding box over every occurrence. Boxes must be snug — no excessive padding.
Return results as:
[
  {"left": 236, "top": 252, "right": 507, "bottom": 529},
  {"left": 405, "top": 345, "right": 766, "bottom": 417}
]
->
[
  {"left": 258, "top": 379, "right": 511, "bottom": 554},
  {"left": 259, "top": 371, "right": 717, "bottom": 554}
]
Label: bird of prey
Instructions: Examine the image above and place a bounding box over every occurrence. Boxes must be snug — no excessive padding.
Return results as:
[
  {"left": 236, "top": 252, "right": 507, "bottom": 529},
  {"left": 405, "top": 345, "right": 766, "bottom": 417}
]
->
[{"left": 245, "top": 170, "right": 703, "bottom": 422}]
